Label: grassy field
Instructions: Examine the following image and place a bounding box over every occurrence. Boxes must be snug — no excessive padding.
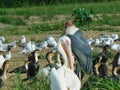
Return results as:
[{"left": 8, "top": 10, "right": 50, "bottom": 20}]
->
[{"left": 0, "top": 1, "right": 120, "bottom": 90}]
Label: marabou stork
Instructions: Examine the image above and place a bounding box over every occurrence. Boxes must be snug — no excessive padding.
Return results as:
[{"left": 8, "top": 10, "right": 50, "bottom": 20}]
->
[{"left": 62, "top": 21, "right": 93, "bottom": 79}]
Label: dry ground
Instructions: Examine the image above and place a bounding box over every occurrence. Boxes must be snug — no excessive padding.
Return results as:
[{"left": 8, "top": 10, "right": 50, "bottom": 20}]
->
[{"left": 0, "top": 30, "right": 120, "bottom": 90}]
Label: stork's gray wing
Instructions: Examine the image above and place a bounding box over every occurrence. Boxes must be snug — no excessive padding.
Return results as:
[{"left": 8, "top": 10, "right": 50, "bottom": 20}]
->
[{"left": 67, "top": 30, "right": 93, "bottom": 74}]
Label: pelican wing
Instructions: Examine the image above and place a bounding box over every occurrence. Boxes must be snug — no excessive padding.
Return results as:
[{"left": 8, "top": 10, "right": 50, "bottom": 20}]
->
[{"left": 67, "top": 30, "right": 93, "bottom": 74}]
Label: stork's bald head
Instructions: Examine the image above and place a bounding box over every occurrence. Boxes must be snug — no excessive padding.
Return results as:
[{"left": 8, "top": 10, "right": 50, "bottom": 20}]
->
[
  {"left": 64, "top": 20, "right": 79, "bottom": 35},
  {"left": 65, "top": 21, "right": 73, "bottom": 27}
]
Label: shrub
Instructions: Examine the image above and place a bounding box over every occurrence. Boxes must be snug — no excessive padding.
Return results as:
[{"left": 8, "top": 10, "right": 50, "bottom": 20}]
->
[{"left": 72, "top": 8, "right": 96, "bottom": 28}]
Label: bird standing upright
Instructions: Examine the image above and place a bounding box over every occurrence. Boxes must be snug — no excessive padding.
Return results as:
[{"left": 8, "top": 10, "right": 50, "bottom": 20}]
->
[
  {"left": 17, "top": 35, "right": 26, "bottom": 45},
  {"left": 62, "top": 21, "right": 93, "bottom": 79},
  {"left": 93, "top": 45, "right": 110, "bottom": 78},
  {"left": 112, "top": 52, "right": 120, "bottom": 80}
]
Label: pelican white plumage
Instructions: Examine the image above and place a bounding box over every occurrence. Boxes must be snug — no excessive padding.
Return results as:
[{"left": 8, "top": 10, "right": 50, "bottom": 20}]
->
[{"left": 50, "top": 35, "right": 81, "bottom": 90}]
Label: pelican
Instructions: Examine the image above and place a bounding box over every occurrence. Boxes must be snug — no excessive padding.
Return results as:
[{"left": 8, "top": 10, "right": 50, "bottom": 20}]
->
[
  {"left": 62, "top": 21, "right": 93, "bottom": 79},
  {"left": 50, "top": 35, "right": 81, "bottom": 90}
]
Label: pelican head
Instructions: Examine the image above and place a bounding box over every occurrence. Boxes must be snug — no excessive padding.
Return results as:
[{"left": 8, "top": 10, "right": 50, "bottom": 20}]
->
[{"left": 57, "top": 35, "right": 74, "bottom": 71}]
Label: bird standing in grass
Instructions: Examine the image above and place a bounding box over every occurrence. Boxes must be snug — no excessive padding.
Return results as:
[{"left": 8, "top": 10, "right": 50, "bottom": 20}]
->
[
  {"left": 24, "top": 49, "right": 40, "bottom": 79},
  {"left": 62, "top": 21, "right": 93, "bottom": 80},
  {"left": 93, "top": 45, "right": 110, "bottom": 78},
  {"left": 3, "top": 46, "right": 13, "bottom": 61},
  {"left": 50, "top": 35, "right": 81, "bottom": 90},
  {"left": 17, "top": 35, "right": 26, "bottom": 45},
  {"left": 112, "top": 51, "right": 120, "bottom": 80},
  {"left": 0, "top": 61, "right": 12, "bottom": 87}
]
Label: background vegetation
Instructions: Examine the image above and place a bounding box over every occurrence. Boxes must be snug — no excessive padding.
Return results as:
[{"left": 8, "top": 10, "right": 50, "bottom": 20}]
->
[{"left": 0, "top": 0, "right": 117, "bottom": 8}]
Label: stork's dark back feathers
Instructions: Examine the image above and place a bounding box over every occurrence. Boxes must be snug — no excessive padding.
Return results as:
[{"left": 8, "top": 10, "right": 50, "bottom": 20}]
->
[{"left": 68, "top": 30, "right": 93, "bottom": 74}]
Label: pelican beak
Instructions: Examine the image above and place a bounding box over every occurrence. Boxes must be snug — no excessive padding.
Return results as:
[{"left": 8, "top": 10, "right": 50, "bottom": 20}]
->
[{"left": 61, "top": 40, "right": 74, "bottom": 71}]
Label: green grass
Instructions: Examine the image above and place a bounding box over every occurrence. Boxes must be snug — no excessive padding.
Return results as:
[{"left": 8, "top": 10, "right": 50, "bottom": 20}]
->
[
  {"left": 0, "top": 1, "right": 120, "bottom": 35},
  {"left": 1, "top": 1, "right": 120, "bottom": 16},
  {"left": 82, "top": 76, "right": 120, "bottom": 90},
  {"left": 0, "top": 15, "right": 26, "bottom": 26}
]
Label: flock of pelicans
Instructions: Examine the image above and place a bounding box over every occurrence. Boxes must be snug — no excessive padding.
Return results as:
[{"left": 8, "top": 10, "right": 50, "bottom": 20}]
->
[{"left": 0, "top": 21, "right": 120, "bottom": 90}]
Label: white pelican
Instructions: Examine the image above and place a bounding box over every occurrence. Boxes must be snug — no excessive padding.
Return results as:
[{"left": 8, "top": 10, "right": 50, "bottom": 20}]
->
[{"left": 50, "top": 35, "right": 81, "bottom": 90}]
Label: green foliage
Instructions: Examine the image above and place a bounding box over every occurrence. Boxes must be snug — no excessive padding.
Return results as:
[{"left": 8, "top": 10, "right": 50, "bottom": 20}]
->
[
  {"left": 92, "top": 50, "right": 100, "bottom": 59},
  {"left": 98, "top": 14, "right": 120, "bottom": 26},
  {"left": 82, "top": 76, "right": 120, "bottom": 90},
  {"left": 28, "top": 22, "right": 64, "bottom": 33},
  {"left": 0, "top": 0, "right": 116, "bottom": 8},
  {"left": 72, "top": 8, "right": 96, "bottom": 28},
  {"left": 0, "top": 16, "right": 26, "bottom": 26}
]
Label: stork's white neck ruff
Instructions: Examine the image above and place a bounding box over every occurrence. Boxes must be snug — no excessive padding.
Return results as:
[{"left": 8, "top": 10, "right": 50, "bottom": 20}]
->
[{"left": 65, "top": 25, "right": 79, "bottom": 35}]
